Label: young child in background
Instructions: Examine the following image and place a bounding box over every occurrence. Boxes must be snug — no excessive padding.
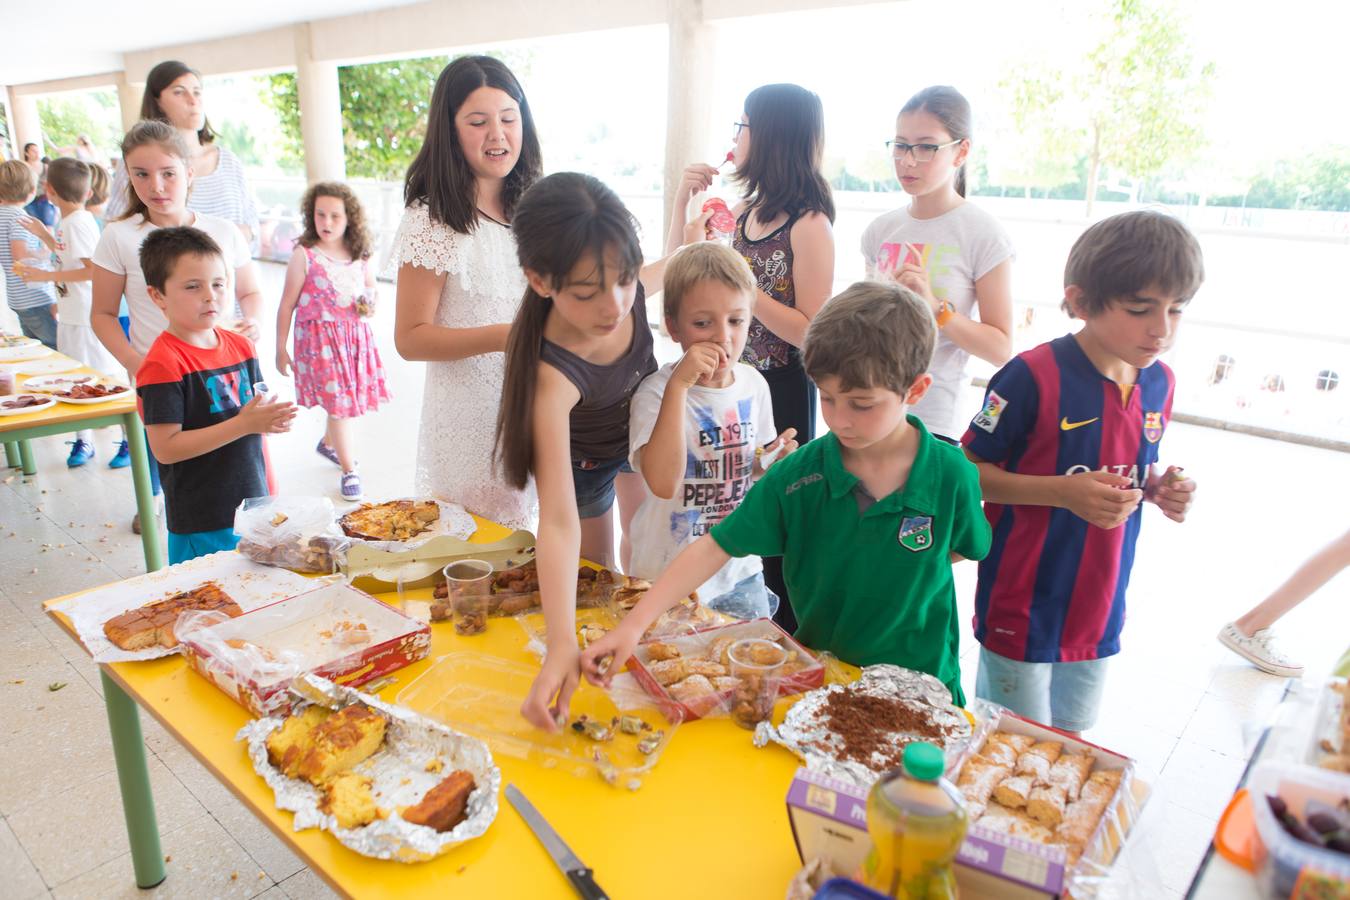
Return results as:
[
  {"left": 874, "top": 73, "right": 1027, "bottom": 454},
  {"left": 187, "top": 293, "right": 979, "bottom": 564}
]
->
[
  {"left": 583, "top": 281, "right": 991, "bottom": 706},
  {"left": 135, "top": 227, "right": 295, "bottom": 564},
  {"left": 665, "top": 82, "right": 837, "bottom": 634},
  {"left": 14, "top": 158, "right": 126, "bottom": 467},
  {"left": 0, "top": 160, "right": 58, "bottom": 348},
  {"left": 962, "top": 210, "right": 1202, "bottom": 735},
  {"left": 494, "top": 172, "right": 675, "bottom": 731},
  {"left": 276, "top": 182, "right": 390, "bottom": 501},
  {"left": 862, "top": 85, "right": 1015, "bottom": 442},
  {"left": 91, "top": 120, "right": 263, "bottom": 534},
  {"left": 627, "top": 242, "right": 797, "bottom": 619}
]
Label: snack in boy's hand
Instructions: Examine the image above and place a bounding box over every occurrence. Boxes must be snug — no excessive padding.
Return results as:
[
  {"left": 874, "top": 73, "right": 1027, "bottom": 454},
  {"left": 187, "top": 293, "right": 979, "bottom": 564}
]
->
[{"left": 702, "top": 198, "right": 736, "bottom": 242}]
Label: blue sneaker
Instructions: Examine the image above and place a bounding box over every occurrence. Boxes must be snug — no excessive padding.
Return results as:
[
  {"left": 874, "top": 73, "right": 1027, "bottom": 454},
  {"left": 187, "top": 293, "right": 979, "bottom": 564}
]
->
[
  {"left": 108, "top": 440, "right": 131, "bottom": 469},
  {"left": 66, "top": 439, "right": 95, "bottom": 468}
]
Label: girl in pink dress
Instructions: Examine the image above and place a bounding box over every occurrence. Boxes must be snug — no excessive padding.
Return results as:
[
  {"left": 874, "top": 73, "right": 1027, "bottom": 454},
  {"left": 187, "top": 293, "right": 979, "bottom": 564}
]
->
[{"left": 276, "top": 182, "right": 391, "bottom": 500}]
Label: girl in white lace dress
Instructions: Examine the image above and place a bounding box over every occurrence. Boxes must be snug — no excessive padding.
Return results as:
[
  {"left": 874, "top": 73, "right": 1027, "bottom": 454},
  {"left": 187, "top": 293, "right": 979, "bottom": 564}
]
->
[{"left": 391, "top": 56, "right": 543, "bottom": 532}]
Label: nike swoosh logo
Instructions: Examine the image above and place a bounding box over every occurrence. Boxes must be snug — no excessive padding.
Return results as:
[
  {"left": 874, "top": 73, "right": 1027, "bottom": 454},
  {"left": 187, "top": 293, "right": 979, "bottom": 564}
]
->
[{"left": 1060, "top": 416, "right": 1100, "bottom": 431}]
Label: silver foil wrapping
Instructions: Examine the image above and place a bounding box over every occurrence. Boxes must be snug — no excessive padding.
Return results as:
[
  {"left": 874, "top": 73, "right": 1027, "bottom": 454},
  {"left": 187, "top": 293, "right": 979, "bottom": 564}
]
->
[
  {"left": 754, "top": 664, "right": 972, "bottom": 788},
  {"left": 238, "top": 673, "right": 501, "bottom": 861}
]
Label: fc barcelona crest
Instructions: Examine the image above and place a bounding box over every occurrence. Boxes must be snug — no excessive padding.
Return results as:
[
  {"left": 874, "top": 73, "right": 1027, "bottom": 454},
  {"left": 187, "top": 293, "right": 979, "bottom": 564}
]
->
[
  {"left": 898, "top": 516, "right": 934, "bottom": 552},
  {"left": 1143, "top": 411, "right": 1164, "bottom": 443}
]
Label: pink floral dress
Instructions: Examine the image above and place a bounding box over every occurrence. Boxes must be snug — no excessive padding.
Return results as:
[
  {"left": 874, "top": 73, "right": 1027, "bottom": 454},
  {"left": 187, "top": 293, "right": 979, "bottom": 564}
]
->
[{"left": 292, "top": 246, "right": 391, "bottom": 417}]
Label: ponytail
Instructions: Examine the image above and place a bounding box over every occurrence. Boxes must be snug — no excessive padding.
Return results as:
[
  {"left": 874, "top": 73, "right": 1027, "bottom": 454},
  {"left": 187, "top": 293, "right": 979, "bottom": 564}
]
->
[
  {"left": 901, "top": 86, "right": 972, "bottom": 198},
  {"left": 492, "top": 172, "right": 643, "bottom": 487},
  {"left": 117, "top": 120, "right": 190, "bottom": 222}
]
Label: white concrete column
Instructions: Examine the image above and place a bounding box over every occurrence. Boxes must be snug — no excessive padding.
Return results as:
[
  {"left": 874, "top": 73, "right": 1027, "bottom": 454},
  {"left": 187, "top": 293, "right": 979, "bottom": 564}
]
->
[
  {"left": 116, "top": 72, "right": 143, "bottom": 132},
  {"left": 663, "top": 0, "right": 718, "bottom": 245},
  {"left": 8, "top": 89, "right": 44, "bottom": 158},
  {"left": 294, "top": 24, "right": 346, "bottom": 183}
]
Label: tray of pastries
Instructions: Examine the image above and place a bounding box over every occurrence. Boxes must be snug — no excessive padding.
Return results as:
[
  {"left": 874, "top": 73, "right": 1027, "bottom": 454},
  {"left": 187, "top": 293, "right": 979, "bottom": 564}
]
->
[
  {"left": 1311, "top": 678, "right": 1350, "bottom": 773},
  {"left": 102, "top": 580, "right": 242, "bottom": 651},
  {"left": 240, "top": 674, "right": 499, "bottom": 861}
]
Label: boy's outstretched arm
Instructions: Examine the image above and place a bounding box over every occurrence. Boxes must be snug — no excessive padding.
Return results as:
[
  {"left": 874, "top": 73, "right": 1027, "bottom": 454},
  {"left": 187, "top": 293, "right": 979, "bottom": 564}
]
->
[
  {"left": 580, "top": 535, "right": 731, "bottom": 686},
  {"left": 965, "top": 449, "right": 1143, "bottom": 530}
]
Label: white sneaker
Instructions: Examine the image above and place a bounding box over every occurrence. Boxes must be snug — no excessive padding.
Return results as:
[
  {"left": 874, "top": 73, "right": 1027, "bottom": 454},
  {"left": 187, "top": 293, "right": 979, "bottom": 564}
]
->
[{"left": 1217, "top": 622, "right": 1304, "bottom": 678}]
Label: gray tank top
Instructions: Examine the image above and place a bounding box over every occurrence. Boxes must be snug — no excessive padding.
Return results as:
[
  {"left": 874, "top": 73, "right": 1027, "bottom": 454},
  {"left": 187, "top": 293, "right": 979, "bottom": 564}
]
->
[{"left": 540, "top": 282, "right": 657, "bottom": 463}]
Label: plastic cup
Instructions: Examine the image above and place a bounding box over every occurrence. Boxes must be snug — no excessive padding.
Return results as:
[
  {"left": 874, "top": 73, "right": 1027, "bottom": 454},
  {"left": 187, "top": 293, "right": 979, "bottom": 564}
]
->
[
  {"left": 727, "top": 638, "right": 788, "bottom": 729},
  {"left": 396, "top": 571, "right": 432, "bottom": 624},
  {"left": 443, "top": 559, "right": 493, "bottom": 635}
]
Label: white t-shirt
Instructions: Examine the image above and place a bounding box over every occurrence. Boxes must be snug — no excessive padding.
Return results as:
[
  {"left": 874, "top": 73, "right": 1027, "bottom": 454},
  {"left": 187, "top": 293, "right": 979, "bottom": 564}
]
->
[
  {"left": 627, "top": 362, "right": 777, "bottom": 600},
  {"left": 54, "top": 209, "right": 100, "bottom": 326},
  {"left": 861, "top": 201, "right": 1014, "bottom": 438},
  {"left": 92, "top": 212, "right": 251, "bottom": 355}
]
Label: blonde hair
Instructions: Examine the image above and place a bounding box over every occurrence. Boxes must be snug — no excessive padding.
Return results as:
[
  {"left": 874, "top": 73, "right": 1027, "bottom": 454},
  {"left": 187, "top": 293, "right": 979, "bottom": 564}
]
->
[
  {"left": 0, "top": 160, "right": 35, "bottom": 203},
  {"left": 87, "top": 163, "right": 110, "bottom": 207},
  {"left": 117, "top": 120, "right": 191, "bottom": 221},
  {"left": 662, "top": 242, "right": 756, "bottom": 321},
  {"left": 804, "top": 281, "right": 936, "bottom": 393}
]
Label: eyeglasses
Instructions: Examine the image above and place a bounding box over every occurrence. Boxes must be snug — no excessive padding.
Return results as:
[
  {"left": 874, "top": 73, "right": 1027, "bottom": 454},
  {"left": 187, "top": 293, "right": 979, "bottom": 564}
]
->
[
  {"left": 732, "top": 122, "right": 750, "bottom": 139},
  {"left": 885, "top": 138, "right": 963, "bottom": 162}
]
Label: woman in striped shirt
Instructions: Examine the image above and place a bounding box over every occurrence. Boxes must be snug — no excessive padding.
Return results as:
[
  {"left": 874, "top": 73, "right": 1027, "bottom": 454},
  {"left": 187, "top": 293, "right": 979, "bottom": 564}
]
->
[{"left": 107, "top": 60, "right": 259, "bottom": 244}]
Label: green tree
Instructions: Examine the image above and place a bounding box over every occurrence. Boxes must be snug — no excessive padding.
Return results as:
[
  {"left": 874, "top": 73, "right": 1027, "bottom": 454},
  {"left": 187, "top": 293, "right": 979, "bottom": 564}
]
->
[
  {"left": 992, "top": 63, "right": 1081, "bottom": 197},
  {"left": 35, "top": 90, "right": 121, "bottom": 159}
]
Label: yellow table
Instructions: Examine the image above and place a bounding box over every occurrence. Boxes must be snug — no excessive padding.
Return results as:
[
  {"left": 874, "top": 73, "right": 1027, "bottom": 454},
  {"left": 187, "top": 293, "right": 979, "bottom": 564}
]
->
[
  {"left": 2, "top": 351, "right": 161, "bottom": 571},
  {"left": 46, "top": 519, "right": 808, "bottom": 899}
]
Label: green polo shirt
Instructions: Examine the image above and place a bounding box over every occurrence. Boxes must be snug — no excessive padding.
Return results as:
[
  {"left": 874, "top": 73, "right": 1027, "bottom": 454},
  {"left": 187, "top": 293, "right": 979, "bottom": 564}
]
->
[{"left": 711, "top": 417, "right": 990, "bottom": 705}]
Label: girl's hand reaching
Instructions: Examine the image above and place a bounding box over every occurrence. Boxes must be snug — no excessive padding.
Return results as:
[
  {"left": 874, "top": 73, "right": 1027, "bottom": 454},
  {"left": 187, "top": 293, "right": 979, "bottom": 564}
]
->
[
  {"left": 275, "top": 346, "right": 294, "bottom": 377},
  {"left": 579, "top": 620, "right": 643, "bottom": 689},
  {"left": 521, "top": 645, "right": 582, "bottom": 731}
]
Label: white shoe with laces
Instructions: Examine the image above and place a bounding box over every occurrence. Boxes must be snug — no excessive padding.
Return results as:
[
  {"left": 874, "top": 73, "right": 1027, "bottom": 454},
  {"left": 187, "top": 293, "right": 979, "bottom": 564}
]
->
[{"left": 1217, "top": 622, "right": 1304, "bottom": 678}]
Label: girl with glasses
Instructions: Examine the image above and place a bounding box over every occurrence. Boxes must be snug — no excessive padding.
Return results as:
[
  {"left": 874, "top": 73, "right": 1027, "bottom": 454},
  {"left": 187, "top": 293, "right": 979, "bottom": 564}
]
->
[{"left": 862, "top": 85, "right": 1015, "bottom": 442}]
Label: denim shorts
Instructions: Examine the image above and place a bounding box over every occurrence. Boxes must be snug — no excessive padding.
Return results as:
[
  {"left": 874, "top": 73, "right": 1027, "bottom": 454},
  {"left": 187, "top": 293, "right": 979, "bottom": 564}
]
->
[
  {"left": 573, "top": 456, "right": 634, "bottom": 519},
  {"left": 706, "top": 571, "right": 780, "bottom": 621},
  {"left": 168, "top": 527, "right": 240, "bottom": 565},
  {"left": 15, "top": 304, "right": 58, "bottom": 350},
  {"left": 975, "top": 646, "right": 1111, "bottom": 733}
]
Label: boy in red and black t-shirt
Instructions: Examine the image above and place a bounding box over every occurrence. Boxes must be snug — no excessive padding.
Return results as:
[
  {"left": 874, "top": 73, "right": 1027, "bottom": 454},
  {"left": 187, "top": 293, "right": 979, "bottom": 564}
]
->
[
  {"left": 962, "top": 211, "right": 1202, "bottom": 735},
  {"left": 135, "top": 228, "right": 296, "bottom": 564}
]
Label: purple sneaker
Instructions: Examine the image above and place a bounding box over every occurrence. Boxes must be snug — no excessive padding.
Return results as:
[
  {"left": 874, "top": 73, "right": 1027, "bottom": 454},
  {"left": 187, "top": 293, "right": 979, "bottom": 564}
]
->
[
  {"left": 316, "top": 439, "right": 341, "bottom": 468},
  {"left": 340, "top": 471, "right": 363, "bottom": 502}
]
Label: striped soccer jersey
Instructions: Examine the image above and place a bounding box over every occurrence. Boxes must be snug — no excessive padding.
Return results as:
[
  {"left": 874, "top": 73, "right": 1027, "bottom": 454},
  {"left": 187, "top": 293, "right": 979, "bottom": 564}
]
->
[{"left": 961, "top": 334, "right": 1174, "bottom": 663}]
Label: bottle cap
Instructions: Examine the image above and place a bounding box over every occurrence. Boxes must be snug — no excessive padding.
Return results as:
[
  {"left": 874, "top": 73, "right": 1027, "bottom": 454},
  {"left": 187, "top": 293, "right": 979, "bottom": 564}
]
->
[{"left": 902, "top": 741, "right": 945, "bottom": 781}]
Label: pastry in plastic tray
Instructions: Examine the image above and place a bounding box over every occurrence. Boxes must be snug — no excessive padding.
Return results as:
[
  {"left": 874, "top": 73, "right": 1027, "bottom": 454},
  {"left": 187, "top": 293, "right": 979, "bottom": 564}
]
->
[
  {"left": 340, "top": 500, "right": 439, "bottom": 542},
  {"left": 237, "top": 535, "right": 343, "bottom": 574},
  {"left": 431, "top": 562, "right": 627, "bottom": 620},
  {"left": 102, "top": 581, "right": 241, "bottom": 650},
  {"left": 1314, "top": 679, "right": 1350, "bottom": 773}
]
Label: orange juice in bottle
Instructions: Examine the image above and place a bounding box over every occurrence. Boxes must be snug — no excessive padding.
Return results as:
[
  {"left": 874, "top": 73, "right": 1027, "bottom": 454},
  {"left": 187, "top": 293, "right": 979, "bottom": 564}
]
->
[{"left": 860, "top": 741, "right": 968, "bottom": 899}]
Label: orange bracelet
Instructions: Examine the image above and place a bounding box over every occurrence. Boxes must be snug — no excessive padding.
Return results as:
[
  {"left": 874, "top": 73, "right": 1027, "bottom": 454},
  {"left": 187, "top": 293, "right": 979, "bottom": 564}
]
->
[{"left": 935, "top": 301, "right": 955, "bottom": 328}]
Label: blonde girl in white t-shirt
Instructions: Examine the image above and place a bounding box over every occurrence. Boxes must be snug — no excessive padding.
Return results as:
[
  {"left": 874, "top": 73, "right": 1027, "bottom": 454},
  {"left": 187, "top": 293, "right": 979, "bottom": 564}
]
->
[
  {"left": 90, "top": 120, "right": 261, "bottom": 530},
  {"left": 860, "top": 86, "right": 1015, "bottom": 440}
]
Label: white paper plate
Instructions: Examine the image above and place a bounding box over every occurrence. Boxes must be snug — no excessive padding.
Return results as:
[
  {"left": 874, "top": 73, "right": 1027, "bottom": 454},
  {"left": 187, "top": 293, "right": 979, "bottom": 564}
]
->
[
  {"left": 0, "top": 395, "right": 57, "bottom": 416},
  {"left": 0, "top": 343, "right": 54, "bottom": 362},
  {"left": 52, "top": 387, "right": 132, "bottom": 405},
  {"left": 0, "top": 335, "right": 39, "bottom": 349},
  {"left": 23, "top": 373, "right": 98, "bottom": 392},
  {"left": 13, "top": 357, "right": 82, "bottom": 374}
]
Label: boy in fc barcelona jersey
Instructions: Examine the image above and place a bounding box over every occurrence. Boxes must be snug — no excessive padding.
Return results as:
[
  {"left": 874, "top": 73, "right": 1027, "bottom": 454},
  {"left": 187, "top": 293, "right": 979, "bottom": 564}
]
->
[
  {"left": 962, "top": 210, "right": 1202, "bottom": 734},
  {"left": 135, "top": 228, "right": 296, "bottom": 564}
]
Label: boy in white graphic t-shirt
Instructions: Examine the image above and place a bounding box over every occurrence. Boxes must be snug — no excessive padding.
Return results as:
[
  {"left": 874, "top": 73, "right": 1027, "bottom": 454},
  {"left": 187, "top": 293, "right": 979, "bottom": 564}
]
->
[{"left": 627, "top": 242, "right": 798, "bottom": 618}]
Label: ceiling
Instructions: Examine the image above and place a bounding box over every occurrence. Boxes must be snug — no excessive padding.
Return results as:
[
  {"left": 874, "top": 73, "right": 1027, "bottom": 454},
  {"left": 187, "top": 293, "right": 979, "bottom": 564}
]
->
[{"left": 0, "top": 0, "right": 422, "bottom": 86}]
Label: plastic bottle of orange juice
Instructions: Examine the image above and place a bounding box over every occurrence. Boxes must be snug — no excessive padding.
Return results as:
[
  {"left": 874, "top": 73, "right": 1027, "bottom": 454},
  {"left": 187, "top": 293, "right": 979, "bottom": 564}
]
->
[{"left": 860, "top": 741, "right": 968, "bottom": 899}]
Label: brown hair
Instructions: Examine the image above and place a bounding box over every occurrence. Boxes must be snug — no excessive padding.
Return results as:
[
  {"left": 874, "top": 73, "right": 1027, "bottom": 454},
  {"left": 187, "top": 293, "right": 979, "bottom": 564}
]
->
[
  {"left": 1063, "top": 210, "right": 1205, "bottom": 318},
  {"left": 138, "top": 226, "right": 224, "bottom": 293},
  {"left": 403, "top": 55, "right": 542, "bottom": 234},
  {"left": 900, "top": 86, "right": 972, "bottom": 198},
  {"left": 662, "top": 242, "right": 755, "bottom": 322},
  {"left": 735, "top": 84, "right": 835, "bottom": 224},
  {"left": 141, "top": 60, "right": 215, "bottom": 144},
  {"left": 87, "top": 163, "right": 110, "bottom": 207},
  {"left": 0, "top": 160, "right": 35, "bottom": 203},
  {"left": 45, "top": 158, "right": 91, "bottom": 204},
  {"left": 117, "top": 120, "right": 191, "bottom": 221},
  {"left": 493, "top": 173, "right": 643, "bottom": 489},
  {"left": 298, "top": 182, "right": 371, "bottom": 260},
  {"left": 804, "top": 281, "right": 935, "bottom": 393}
]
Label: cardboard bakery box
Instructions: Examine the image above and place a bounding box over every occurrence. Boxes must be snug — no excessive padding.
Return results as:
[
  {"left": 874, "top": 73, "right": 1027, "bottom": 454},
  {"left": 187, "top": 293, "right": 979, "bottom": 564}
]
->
[
  {"left": 627, "top": 618, "right": 823, "bottom": 720},
  {"left": 785, "top": 768, "right": 873, "bottom": 879},
  {"left": 180, "top": 582, "right": 431, "bottom": 717}
]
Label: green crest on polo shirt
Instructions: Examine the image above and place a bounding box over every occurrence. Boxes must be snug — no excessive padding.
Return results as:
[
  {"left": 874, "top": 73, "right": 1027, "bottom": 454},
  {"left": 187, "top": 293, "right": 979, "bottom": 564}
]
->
[{"left": 898, "top": 515, "right": 934, "bottom": 552}]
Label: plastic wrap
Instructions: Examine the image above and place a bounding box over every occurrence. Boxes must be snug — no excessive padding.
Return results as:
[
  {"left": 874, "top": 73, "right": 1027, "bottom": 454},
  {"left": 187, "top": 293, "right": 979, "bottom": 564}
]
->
[
  {"left": 235, "top": 496, "right": 350, "bottom": 574},
  {"left": 238, "top": 674, "right": 499, "bottom": 861},
  {"left": 1250, "top": 760, "right": 1350, "bottom": 898},
  {"left": 1310, "top": 677, "right": 1350, "bottom": 773},
  {"left": 179, "top": 582, "right": 430, "bottom": 717}
]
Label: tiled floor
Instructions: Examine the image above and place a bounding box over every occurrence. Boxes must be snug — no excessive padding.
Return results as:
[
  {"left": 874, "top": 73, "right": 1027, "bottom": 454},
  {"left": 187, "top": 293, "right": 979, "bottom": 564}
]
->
[{"left": 2, "top": 261, "right": 1346, "bottom": 898}]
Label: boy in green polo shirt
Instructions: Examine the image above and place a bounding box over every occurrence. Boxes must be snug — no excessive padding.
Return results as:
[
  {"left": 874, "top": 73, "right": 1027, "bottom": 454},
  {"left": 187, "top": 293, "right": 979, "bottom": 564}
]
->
[{"left": 581, "top": 281, "right": 991, "bottom": 703}]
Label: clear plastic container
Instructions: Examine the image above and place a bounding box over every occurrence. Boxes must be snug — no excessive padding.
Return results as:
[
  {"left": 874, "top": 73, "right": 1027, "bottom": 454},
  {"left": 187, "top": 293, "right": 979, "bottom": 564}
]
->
[
  {"left": 1250, "top": 760, "right": 1350, "bottom": 898},
  {"left": 396, "top": 652, "right": 682, "bottom": 789}
]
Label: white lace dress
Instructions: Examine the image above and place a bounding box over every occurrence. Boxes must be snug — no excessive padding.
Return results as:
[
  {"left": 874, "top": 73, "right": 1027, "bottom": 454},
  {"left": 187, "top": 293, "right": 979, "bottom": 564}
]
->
[{"left": 390, "top": 203, "right": 538, "bottom": 532}]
